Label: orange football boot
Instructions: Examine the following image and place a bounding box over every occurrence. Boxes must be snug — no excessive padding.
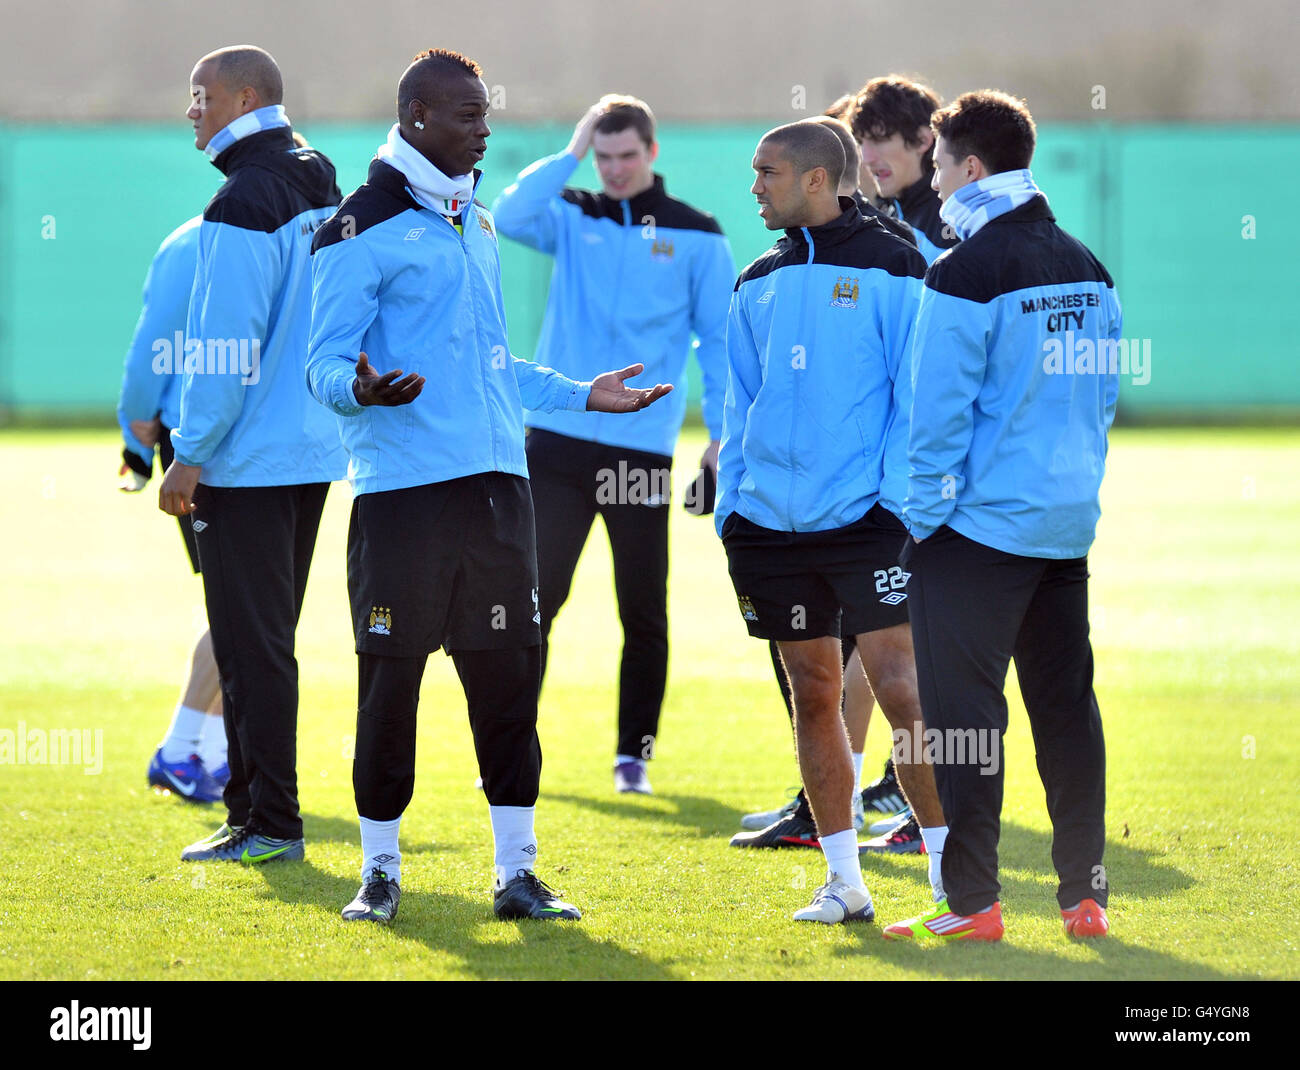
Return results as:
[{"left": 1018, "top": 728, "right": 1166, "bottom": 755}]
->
[{"left": 1061, "top": 898, "right": 1109, "bottom": 937}]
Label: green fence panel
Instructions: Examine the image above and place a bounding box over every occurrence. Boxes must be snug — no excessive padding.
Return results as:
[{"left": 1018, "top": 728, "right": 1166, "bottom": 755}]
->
[{"left": 0, "top": 122, "right": 1295, "bottom": 418}]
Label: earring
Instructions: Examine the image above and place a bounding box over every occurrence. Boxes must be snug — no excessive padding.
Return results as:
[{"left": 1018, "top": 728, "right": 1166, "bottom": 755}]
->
[{"left": 414, "top": 121, "right": 425, "bottom": 130}]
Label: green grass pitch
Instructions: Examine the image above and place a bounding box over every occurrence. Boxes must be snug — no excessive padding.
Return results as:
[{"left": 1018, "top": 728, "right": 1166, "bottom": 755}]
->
[{"left": 0, "top": 426, "right": 1295, "bottom": 980}]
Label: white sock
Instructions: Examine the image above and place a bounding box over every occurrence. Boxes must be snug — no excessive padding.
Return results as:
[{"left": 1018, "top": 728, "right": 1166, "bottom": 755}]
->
[
  {"left": 819, "top": 828, "right": 865, "bottom": 891},
  {"left": 160, "top": 704, "right": 208, "bottom": 763},
  {"left": 490, "top": 805, "right": 537, "bottom": 887},
  {"left": 851, "top": 751, "right": 864, "bottom": 788},
  {"left": 920, "top": 824, "right": 949, "bottom": 902},
  {"left": 359, "top": 815, "right": 402, "bottom": 885},
  {"left": 198, "top": 713, "right": 227, "bottom": 769}
]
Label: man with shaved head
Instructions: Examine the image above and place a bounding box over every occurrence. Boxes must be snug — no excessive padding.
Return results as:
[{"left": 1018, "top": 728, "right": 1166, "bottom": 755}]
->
[
  {"left": 715, "top": 121, "right": 929, "bottom": 923},
  {"left": 308, "top": 49, "right": 672, "bottom": 924},
  {"left": 733, "top": 113, "right": 946, "bottom": 889},
  {"left": 162, "top": 44, "right": 346, "bottom": 866}
]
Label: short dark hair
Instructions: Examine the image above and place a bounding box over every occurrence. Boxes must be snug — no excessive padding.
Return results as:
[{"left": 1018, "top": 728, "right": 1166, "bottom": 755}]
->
[
  {"left": 804, "top": 116, "right": 860, "bottom": 187},
  {"left": 397, "top": 49, "right": 483, "bottom": 116},
  {"left": 593, "top": 94, "right": 656, "bottom": 147},
  {"left": 851, "top": 75, "right": 941, "bottom": 147},
  {"left": 203, "top": 46, "right": 284, "bottom": 106},
  {"left": 761, "top": 121, "right": 845, "bottom": 191},
  {"left": 931, "top": 90, "right": 1037, "bottom": 174}
]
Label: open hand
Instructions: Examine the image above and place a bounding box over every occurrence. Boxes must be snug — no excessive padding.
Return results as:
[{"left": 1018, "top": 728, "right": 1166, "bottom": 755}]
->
[
  {"left": 352, "top": 352, "right": 425, "bottom": 407},
  {"left": 586, "top": 364, "right": 673, "bottom": 413}
]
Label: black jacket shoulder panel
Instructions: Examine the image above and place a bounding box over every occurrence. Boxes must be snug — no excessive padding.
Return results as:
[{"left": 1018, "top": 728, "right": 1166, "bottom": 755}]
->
[
  {"left": 312, "top": 160, "right": 418, "bottom": 254},
  {"left": 737, "top": 209, "right": 925, "bottom": 289},
  {"left": 561, "top": 187, "right": 620, "bottom": 222},
  {"left": 645, "top": 195, "right": 724, "bottom": 235},
  {"left": 559, "top": 175, "right": 723, "bottom": 235},
  {"left": 205, "top": 129, "right": 341, "bottom": 233},
  {"left": 735, "top": 238, "right": 798, "bottom": 290},
  {"left": 925, "top": 197, "right": 1114, "bottom": 303}
]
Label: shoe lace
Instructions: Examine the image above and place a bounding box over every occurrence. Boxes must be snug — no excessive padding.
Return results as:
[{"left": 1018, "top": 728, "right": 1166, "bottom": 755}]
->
[
  {"left": 361, "top": 869, "right": 393, "bottom": 903},
  {"left": 223, "top": 826, "right": 253, "bottom": 851},
  {"left": 515, "top": 870, "right": 561, "bottom": 899}
]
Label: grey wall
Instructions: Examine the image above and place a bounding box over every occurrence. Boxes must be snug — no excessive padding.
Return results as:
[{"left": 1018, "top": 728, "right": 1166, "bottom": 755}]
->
[{"left": 2, "top": 0, "right": 1297, "bottom": 122}]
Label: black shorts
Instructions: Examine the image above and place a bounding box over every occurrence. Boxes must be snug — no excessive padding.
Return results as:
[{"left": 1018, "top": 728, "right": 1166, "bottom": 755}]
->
[
  {"left": 348, "top": 472, "right": 542, "bottom": 657},
  {"left": 721, "top": 502, "right": 910, "bottom": 641},
  {"left": 159, "top": 427, "right": 200, "bottom": 574}
]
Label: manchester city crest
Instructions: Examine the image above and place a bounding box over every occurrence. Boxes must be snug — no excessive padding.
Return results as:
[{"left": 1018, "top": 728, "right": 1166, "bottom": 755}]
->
[
  {"left": 830, "top": 276, "right": 860, "bottom": 309},
  {"left": 368, "top": 606, "right": 392, "bottom": 635}
]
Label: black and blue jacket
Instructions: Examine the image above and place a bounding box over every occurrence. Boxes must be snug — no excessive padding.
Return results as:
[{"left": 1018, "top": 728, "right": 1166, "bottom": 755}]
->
[
  {"left": 716, "top": 199, "right": 927, "bottom": 534},
  {"left": 171, "top": 126, "right": 347, "bottom": 486},
  {"left": 308, "top": 159, "right": 590, "bottom": 495},
  {"left": 493, "top": 152, "right": 734, "bottom": 455},
  {"left": 904, "top": 195, "right": 1123, "bottom": 558}
]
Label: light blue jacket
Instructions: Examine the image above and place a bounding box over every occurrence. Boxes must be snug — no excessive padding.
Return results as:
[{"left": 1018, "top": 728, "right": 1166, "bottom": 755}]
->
[
  {"left": 170, "top": 126, "right": 347, "bottom": 486},
  {"left": 493, "top": 152, "right": 734, "bottom": 456},
  {"left": 716, "top": 204, "right": 926, "bottom": 535},
  {"left": 117, "top": 217, "right": 201, "bottom": 463},
  {"left": 904, "top": 197, "right": 1122, "bottom": 558},
  {"left": 308, "top": 159, "right": 591, "bottom": 496}
]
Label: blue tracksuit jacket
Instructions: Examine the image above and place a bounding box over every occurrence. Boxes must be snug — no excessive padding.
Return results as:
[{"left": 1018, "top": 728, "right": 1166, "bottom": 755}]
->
[
  {"left": 170, "top": 127, "right": 347, "bottom": 486},
  {"left": 716, "top": 200, "right": 927, "bottom": 535},
  {"left": 904, "top": 195, "right": 1123, "bottom": 558},
  {"left": 308, "top": 158, "right": 591, "bottom": 496},
  {"left": 117, "top": 216, "right": 201, "bottom": 464},
  {"left": 492, "top": 151, "right": 734, "bottom": 455}
]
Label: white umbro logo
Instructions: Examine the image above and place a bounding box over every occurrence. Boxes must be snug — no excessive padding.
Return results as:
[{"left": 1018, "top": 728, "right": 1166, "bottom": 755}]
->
[
  {"left": 757, "top": 291, "right": 775, "bottom": 303},
  {"left": 880, "top": 591, "right": 907, "bottom": 606},
  {"left": 191, "top": 520, "right": 208, "bottom": 532},
  {"left": 404, "top": 228, "right": 425, "bottom": 241}
]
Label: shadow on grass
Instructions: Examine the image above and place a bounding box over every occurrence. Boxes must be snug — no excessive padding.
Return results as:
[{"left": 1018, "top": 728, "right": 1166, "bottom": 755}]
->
[
  {"left": 847, "top": 818, "right": 1224, "bottom": 980},
  {"left": 543, "top": 790, "right": 744, "bottom": 838},
  {"left": 257, "top": 863, "right": 674, "bottom": 980},
  {"left": 834, "top": 926, "right": 1242, "bottom": 981},
  {"left": 861, "top": 819, "right": 1193, "bottom": 905}
]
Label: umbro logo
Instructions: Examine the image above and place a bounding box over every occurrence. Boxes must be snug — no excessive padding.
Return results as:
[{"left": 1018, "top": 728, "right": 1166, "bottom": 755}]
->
[
  {"left": 522, "top": 844, "right": 537, "bottom": 855},
  {"left": 191, "top": 520, "right": 208, "bottom": 532},
  {"left": 404, "top": 228, "right": 425, "bottom": 241},
  {"left": 757, "top": 291, "right": 775, "bottom": 304},
  {"left": 879, "top": 591, "right": 907, "bottom": 606},
  {"left": 373, "top": 853, "right": 395, "bottom": 864}
]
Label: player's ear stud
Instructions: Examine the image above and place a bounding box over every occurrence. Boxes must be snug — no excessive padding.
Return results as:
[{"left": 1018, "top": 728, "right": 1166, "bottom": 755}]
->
[{"left": 414, "top": 121, "right": 425, "bottom": 130}]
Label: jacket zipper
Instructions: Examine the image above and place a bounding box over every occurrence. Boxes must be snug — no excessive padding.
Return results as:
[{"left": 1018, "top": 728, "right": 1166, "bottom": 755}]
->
[{"left": 787, "top": 228, "right": 816, "bottom": 529}]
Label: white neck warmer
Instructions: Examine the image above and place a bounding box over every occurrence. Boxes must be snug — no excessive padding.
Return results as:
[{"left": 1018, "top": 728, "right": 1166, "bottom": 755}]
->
[{"left": 376, "top": 124, "right": 476, "bottom": 216}]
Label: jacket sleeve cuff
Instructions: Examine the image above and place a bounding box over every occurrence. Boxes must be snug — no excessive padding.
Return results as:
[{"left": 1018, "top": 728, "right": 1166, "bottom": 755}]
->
[
  {"left": 562, "top": 381, "right": 592, "bottom": 412},
  {"left": 331, "top": 372, "right": 366, "bottom": 417}
]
